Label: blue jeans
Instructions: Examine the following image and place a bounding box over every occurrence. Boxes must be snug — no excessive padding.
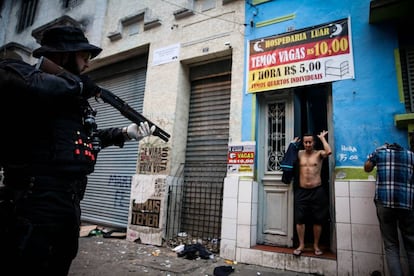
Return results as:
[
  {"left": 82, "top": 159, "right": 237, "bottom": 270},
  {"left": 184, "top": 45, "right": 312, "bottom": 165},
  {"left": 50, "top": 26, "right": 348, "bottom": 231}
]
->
[{"left": 375, "top": 201, "right": 414, "bottom": 276}]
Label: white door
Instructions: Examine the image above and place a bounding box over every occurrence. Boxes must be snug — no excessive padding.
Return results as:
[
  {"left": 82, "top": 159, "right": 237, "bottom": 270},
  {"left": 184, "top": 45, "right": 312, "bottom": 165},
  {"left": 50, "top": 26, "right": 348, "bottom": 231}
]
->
[{"left": 257, "top": 91, "right": 295, "bottom": 247}]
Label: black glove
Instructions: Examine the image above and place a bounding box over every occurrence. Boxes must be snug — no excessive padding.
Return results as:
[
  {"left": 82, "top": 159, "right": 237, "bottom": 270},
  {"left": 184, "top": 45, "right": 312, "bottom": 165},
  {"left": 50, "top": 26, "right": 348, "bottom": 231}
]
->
[{"left": 79, "top": 75, "right": 101, "bottom": 99}]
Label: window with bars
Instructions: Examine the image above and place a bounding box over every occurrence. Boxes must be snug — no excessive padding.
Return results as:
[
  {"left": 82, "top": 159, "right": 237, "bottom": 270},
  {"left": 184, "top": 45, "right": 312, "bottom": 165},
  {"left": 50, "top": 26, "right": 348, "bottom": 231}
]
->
[
  {"left": 17, "top": 0, "right": 38, "bottom": 33},
  {"left": 266, "top": 102, "right": 286, "bottom": 172},
  {"left": 400, "top": 48, "right": 414, "bottom": 113}
]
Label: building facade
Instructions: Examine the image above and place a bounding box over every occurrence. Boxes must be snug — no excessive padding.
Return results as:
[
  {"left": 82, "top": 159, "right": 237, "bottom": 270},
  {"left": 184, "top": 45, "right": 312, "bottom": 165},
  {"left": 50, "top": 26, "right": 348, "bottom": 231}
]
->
[
  {"left": 218, "top": 0, "right": 413, "bottom": 275},
  {"left": 1, "top": 0, "right": 413, "bottom": 275},
  {"left": 0, "top": 0, "right": 244, "bottom": 250}
]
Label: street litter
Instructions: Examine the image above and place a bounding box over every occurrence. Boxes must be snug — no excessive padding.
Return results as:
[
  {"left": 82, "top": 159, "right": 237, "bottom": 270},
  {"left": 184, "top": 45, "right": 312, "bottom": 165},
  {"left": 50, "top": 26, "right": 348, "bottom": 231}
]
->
[
  {"left": 79, "top": 225, "right": 98, "bottom": 237},
  {"left": 176, "top": 243, "right": 213, "bottom": 260},
  {"left": 213, "top": 265, "right": 234, "bottom": 276},
  {"left": 151, "top": 249, "right": 161, "bottom": 256},
  {"left": 173, "top": 244, "right": 185, "bottom": 253}
]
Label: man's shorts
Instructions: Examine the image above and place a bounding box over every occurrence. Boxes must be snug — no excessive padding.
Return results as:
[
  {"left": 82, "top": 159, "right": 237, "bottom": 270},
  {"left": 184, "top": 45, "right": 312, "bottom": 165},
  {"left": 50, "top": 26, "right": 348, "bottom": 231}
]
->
[{"left": 294, "top": 185, "right": 329, "bottom": 224}]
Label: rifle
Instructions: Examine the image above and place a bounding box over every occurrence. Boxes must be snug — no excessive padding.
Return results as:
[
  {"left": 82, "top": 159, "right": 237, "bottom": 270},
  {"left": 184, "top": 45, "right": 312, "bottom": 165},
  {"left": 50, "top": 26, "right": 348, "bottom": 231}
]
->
[{"left": 36, "top": 56, "right": 170, "bottom": 142}]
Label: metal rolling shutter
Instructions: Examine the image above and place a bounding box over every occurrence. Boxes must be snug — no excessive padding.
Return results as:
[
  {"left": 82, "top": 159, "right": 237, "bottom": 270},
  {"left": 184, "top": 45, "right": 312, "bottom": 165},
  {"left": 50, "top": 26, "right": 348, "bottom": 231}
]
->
[
  {"left": 80, "top": 69, "right": 146, "bottom": 228},
  {"left": 180, "top": 59, "right": 231, "bottom": 239}
]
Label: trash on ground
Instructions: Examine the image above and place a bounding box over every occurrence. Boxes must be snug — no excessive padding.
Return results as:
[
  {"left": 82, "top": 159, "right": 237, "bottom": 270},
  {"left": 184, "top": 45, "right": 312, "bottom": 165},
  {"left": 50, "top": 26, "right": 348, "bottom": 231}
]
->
[
  {"left": 173, "top": 244, "right": 185, "bottom": 253},
  {"left": 176, "top": 243, "right": 213, "bottom": 260},
  {"left": 102, "top": 229, "right": 127, "bottom": 239},
  {"left": 151, "top": 249, "right": 161, "bottom": 256},
  {"left": 79, "top": 225, "right": 98, "bottom": 237},
  {"left": 213, "top": 265, "right": 234, "bottom": 276}
]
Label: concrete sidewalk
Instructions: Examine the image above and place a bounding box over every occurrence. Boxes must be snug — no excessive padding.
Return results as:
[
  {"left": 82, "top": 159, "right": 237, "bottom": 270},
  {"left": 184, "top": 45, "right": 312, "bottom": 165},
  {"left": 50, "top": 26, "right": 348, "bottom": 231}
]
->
[{"left": 69, "top": 236, "right": 313, "bottom": 276}]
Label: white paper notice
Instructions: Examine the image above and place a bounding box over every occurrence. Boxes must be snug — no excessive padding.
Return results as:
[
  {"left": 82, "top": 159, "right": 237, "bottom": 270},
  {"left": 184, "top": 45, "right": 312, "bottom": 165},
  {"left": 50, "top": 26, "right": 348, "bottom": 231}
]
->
[{"left": 152, "top": 43, "right": 180, "bottom": 66}]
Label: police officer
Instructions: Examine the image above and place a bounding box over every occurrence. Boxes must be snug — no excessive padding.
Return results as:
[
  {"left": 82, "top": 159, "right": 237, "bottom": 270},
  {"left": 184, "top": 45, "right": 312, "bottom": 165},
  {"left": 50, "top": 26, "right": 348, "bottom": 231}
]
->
[{"left": 0, "top": 25, "right": 154, "bottom": 275}]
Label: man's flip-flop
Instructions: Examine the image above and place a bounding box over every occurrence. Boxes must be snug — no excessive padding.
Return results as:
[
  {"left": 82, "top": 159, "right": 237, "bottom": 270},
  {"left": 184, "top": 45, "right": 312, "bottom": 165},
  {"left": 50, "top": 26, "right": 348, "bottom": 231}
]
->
[
  {"left": 293, "top": 249, "right": 302, "bottom": 257},
  {"left": 314, "top": 249, "right": 323, "bottom": 256}
]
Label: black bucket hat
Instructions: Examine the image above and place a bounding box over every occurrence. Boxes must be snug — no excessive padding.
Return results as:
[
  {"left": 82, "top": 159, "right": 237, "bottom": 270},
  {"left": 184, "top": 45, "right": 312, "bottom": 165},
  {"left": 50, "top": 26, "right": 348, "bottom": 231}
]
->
[{"left": 32, "top": 26, "right": 102, "bottom": 59}]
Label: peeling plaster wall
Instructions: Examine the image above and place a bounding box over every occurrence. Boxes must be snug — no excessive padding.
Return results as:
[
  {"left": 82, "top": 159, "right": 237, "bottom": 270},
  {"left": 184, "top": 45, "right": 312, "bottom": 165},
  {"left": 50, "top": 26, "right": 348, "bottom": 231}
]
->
[{"left": 1, "top": 0, "right": 106, "bottom": 63}]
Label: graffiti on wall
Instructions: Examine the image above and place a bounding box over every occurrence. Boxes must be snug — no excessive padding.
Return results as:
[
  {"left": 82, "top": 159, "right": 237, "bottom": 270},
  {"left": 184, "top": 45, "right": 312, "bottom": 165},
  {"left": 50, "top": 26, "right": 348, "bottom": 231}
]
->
[
  {"left": 130, "top": 198, "right": 161, "bottom": 228},
  {"left": 337, "top": 144, "right": 359, "bottom": 163},
  {"left": 139, "top": 146, "right": 169, "bottom": 174},
  {"left": 129, "top": 175, "right": 167, "bottom": 229},
  {"left": 153, "top": 177, "right": 166, "bottom": 197},
  {"left": 109, "top": 174, "right": 132, "bottom": 208}
]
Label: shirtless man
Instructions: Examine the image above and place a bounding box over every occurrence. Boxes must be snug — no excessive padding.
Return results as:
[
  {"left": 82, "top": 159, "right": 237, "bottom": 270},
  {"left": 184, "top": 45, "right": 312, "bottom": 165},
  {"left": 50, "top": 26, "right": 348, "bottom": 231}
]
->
[{"left": 293, "top": 130, "right": 332, "bottom": 257}]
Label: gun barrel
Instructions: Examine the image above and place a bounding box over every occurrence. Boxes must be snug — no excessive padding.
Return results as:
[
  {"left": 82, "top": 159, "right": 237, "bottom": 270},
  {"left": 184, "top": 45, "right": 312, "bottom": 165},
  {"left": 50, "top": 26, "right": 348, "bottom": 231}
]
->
[
  {"left": 99, "top": 89, "right": 170, "bottom": 142},
  {"left": 36, "top": 56, "right": 170, "bottom": 142}
]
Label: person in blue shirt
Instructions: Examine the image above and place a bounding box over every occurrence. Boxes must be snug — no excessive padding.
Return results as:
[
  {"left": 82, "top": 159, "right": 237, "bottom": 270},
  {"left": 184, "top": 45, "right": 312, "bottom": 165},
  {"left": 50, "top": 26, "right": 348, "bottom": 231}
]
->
[{"left": 364, "top": 143, "right": 414, "bottom": 276}]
